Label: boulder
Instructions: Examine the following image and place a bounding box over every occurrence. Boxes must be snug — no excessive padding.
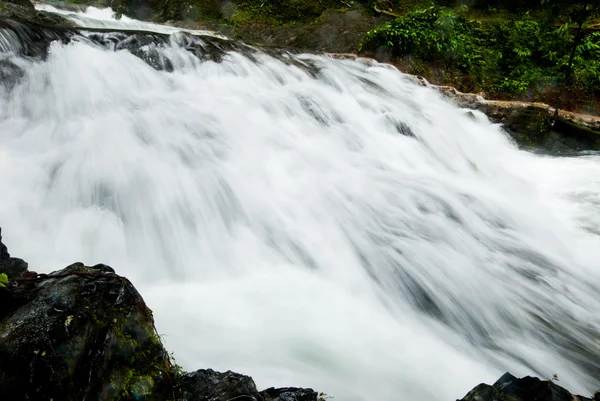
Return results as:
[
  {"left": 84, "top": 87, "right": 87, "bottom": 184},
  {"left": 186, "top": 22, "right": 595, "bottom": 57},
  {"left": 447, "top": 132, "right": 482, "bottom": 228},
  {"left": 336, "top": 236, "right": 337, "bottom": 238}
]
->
[
  {"left": 0, "top": 261, "right": 176, "bottom": 401},
  {"left": 458, "top": 372, "right": 599, "bottom": 401},
  {"left": 179, "top": 369, "right": 261, "bottom": 401},
  {"left": 178, "top": 369, "right": 319, "bottom": 401},
  {"left": 260, "top": 387, "right": 320, "bottom": 401}
]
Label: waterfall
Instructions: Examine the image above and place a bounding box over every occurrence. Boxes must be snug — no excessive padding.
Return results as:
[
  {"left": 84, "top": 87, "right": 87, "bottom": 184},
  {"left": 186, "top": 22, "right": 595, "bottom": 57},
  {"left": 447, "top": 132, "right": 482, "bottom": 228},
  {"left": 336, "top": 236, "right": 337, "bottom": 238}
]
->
[{"left": 1, "top": 6, "right": 599, "bottom": 400}]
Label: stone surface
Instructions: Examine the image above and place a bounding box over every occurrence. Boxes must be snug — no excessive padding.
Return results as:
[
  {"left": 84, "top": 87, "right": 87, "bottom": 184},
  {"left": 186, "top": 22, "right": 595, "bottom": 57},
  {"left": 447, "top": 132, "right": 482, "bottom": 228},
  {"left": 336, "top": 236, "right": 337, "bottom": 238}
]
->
[
  {"left": 177, "top": 369, "right": 320, "bottom": 401},
  {"left": 0, "top": 228, "right": 28, "bottom": 280},
  {"left": 458, "top": 372, "right": 597, "bottom": 401},
  {"left": 0, "top": 0, "right": 74, "bottom": 28},
  {"left": 0, "top": 259, "right": 175, "bottom": 401},
  {"left": 260, "top": 387, "right": 319, "bottom": 401},
  {"left": 179, "top": 369, "right": 261, "bottom": 401},
  {"left": 430, "top": 82, "right": 600, "bottom": 151}
]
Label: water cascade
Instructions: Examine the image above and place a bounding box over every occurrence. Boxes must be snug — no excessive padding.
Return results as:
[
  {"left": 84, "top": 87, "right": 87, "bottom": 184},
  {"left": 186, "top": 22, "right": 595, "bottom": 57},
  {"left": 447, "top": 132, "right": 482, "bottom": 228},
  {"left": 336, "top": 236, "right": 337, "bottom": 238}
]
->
[{"left": 1, "top": 6, "right": 599, "bottom": 401}]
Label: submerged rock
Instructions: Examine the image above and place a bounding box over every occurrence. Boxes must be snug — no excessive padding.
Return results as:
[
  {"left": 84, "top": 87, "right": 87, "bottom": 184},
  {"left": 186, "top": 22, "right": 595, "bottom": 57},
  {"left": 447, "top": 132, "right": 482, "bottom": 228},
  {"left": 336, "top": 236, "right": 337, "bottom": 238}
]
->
[
  {"left": 0, "top": 228, "right": 319, "bottom": 401},
  {"left": 458, "top": 372, "right": 599, "bottom": 401}
]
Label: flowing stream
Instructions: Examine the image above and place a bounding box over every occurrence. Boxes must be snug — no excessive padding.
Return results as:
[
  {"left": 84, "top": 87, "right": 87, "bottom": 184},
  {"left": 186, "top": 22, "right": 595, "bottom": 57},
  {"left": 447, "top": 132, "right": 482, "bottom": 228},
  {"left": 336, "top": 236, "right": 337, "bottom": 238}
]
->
[{"left": 1, "top": 5, "right": 600, "bottom": 401}]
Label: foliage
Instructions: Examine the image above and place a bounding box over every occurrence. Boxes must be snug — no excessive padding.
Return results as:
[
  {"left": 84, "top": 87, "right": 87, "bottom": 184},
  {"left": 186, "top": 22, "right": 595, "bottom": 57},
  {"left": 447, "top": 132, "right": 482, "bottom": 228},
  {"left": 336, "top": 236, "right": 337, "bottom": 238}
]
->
[
  {"left": 0, "top": 273, "right": 7, "bottom": 287},
  {"left": 360, "top": 6, "right": 483, "bottom": 70},
  {"left": 231, "top": 0, "right": 349, "bottom": 24},
  {"left": 359, "top": 4, "right": 600, "bottom": 103}
]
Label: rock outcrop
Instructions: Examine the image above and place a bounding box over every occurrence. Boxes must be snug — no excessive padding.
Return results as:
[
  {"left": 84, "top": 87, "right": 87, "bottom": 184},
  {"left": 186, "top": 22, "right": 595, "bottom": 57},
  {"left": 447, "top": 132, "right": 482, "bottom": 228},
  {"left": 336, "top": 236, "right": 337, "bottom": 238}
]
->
[
  {"left": 458, "top": 372, "right": 600, "bottom": 401},
  {"left": 0, "top": 229, "right": 320, "bottom": 401},
  {"left": 429, "top": 83, "right": 600, "bottom": 152},
  {"left": 0, "top": 0, "right": 74, "bottom": 28}
]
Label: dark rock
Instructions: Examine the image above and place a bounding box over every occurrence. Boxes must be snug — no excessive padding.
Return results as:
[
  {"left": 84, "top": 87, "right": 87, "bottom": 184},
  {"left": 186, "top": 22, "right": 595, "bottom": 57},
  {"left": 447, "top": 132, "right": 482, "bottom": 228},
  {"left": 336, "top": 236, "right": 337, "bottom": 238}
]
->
[
  {"left": 179, "top": 369, "right": 260, "bottom": 401},
  {"left": 4, "top": 0, "right": 34, "bottom": 9},
  {"left": 260, "top": 387, "right": 319, "bottom": 401},
  {"left": 177, "top": 370, "right": 320, "bottom": 401},
  {"left": 0, "top": 257, "right": 28, "bottom": 280},
  {"left": 0, "top": 59, "right": 25, "bottom": 91},
  {"left": 92, "top": 263, "right": 117, "bottom": 273},
  {"left": 436, "top": 85, "right": 600, "bottom": 152},
  {"left": 0, "top": 228, "right": 28, "bottom": 280},
  {"left": 0, "top": 263, "right": 175, "bottom": 401},
  {"left": 458, "top": 372, "right": 595, "bottom": 401},
  {"left": 0, "top": 0, "right": 74, "bottom": 28},
  {"left": 0, "top": 227, "right": 9, "bottom": 260}
]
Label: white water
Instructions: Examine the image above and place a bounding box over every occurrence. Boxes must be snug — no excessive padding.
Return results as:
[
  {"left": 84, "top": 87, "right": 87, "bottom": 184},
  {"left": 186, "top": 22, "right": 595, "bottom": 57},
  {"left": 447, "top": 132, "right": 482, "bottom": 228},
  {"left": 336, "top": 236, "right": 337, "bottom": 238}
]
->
[{"left": 1, "top": 7, "right": 600, "bottom": 401}]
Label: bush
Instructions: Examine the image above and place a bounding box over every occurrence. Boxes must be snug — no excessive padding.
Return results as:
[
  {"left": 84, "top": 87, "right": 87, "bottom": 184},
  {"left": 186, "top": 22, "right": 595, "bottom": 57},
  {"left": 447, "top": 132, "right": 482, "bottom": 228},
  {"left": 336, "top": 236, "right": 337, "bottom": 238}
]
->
[
  {"left": 360, "top": 7, "right": 487, "bottom": 73},
  {"left": 359, "top": 6, "right": 600, "bottom": 99}
]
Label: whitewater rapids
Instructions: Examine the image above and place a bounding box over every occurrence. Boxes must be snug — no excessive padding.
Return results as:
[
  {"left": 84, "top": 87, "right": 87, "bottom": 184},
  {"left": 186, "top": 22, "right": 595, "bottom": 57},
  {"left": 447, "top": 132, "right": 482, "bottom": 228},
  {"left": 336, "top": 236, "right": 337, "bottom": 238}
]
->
[{"left": 1, "top": 5, "right": 599, "bottom": 401}]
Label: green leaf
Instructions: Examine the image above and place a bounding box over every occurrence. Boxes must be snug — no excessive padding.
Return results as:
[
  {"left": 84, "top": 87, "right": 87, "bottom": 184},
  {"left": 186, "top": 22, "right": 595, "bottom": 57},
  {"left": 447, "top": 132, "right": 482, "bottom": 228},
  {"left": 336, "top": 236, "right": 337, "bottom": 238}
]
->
[{"left": 0, "top": 273, "right": 8, "bottom": 287}]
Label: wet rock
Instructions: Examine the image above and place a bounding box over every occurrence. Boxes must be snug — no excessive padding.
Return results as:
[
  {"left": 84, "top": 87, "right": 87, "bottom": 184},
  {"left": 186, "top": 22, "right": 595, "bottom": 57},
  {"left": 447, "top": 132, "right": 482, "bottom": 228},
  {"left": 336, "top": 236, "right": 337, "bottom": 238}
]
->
[
  {"left": 0, "top": 228, "right": 28, "bottom": 280},
  {"left": 0, "top": 0, "right": 74, "bottom": 28},
  {"left": 0, "top": 260, "right": 175, "bottom": 401},
  {"left": 179, "top": 369, "right": 261, "bottom": 401},
  {"left": 178, "top": 370, "right": 320, "bottom": 401},
  {"left": 6, "top": 0, "right": 33, "bottom": 9},
  {"left": 260, "top": 387, "right": 319, "bottom": 401},
  {"left": 458, "top": 372, "right": 596, "bottom": 401},
  {"left": 0, "top": 59, "right": 25, "bottom": 91},
  {"left": 0, "top": 227, "right": 8, "bottom": 260},
  {"left": 435, "top": 84, "right": 600, "bottom": 152}
]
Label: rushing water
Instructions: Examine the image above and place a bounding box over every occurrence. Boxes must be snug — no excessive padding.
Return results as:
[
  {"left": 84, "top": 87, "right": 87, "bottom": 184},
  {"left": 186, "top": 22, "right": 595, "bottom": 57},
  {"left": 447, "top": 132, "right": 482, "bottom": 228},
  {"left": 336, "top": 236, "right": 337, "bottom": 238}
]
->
[{"left": 1, "top": 5, "right": 600, "bottom": 401}]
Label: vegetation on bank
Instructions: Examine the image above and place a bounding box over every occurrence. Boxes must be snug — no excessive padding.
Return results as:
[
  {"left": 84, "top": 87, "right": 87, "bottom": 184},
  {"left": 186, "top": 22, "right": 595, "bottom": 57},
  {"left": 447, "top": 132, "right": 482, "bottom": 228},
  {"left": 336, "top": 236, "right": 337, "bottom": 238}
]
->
[
  {"left": 154, "top": 0, "right": 371, "bottom": 24},
  {"left": 360, "top": 0, "right": 600, "bottom": 114}
]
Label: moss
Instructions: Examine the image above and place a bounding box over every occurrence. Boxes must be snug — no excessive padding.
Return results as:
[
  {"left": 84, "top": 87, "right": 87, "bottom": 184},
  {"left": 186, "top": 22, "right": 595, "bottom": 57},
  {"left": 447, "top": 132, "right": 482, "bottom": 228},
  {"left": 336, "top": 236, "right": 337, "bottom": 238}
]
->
[{"left": 504, "top": 107, "right": 553, "bottom": 146}]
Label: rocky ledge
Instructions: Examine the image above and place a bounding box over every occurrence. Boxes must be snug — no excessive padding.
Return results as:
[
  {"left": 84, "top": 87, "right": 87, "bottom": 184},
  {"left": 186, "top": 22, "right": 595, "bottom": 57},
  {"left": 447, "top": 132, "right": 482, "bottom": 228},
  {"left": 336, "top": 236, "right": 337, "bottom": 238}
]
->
[
  {"left": 420, "top": 80, "right": 600, "bottom": 152},
  {"left": 1, "top": 228, "right": 599, "bottom": 401}
]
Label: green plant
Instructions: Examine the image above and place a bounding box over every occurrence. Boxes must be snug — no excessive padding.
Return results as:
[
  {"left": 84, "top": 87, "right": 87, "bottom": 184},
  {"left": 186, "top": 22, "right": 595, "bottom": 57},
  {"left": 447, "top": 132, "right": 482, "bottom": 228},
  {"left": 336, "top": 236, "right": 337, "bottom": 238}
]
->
[
  {"left": 317, "top": 392, "right": 333, "bottom": 401},
  {"left": 0, "top": 273, "right": 8, "bottom": 287},
  {"left": 360, "top": 3, "right": 600, "bottom": 103}
]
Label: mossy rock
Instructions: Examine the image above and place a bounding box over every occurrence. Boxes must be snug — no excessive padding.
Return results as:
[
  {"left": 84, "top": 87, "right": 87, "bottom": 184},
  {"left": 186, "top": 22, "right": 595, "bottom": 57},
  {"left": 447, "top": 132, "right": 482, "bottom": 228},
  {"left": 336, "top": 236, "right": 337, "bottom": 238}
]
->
[
  {"left": 503, "top": 106, "right": 553, "bottom": 147},
  {"left": 0, "top": 263, "right": 176, "bottom": 401}
]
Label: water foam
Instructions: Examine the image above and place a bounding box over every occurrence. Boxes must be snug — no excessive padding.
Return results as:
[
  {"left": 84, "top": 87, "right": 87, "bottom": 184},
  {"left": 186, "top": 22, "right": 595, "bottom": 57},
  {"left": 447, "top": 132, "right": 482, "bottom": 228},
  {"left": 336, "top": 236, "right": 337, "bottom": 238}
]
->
[{"left": 1, "top": 9, "right": 599, "bottom": 401}]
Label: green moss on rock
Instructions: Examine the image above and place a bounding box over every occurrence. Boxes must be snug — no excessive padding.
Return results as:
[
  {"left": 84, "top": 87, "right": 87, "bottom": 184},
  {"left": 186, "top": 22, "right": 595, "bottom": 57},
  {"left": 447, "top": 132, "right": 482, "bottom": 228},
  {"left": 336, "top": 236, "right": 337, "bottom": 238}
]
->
[{"left": 0, "top": 263, "right": 176, "bottom": 401}]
